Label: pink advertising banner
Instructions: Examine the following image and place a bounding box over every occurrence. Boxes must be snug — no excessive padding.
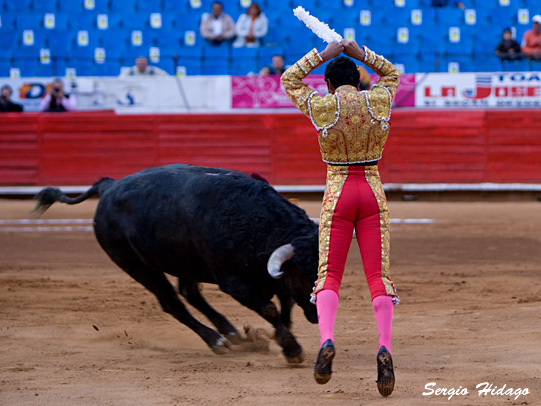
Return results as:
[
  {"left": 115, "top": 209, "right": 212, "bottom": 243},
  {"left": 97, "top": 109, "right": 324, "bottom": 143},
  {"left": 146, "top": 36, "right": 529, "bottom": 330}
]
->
[{"left": 231, "top": 74, "right": 416, "bottom": 109}]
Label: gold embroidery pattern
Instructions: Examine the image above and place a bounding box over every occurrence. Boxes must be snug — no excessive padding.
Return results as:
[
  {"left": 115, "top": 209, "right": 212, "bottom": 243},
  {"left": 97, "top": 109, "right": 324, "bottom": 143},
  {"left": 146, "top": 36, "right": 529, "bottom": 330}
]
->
[
  {"left": 312, "top": 166, "right": 349, "bottom": 300},
  {"left": 281, "top": 49, "right": 324, "bottom": 117},
  {"left": 364, "top": 167, "right": 398, "bottom": 301},
  {"left": 317, "top": 85, "right": 390, "bottom": 165}
]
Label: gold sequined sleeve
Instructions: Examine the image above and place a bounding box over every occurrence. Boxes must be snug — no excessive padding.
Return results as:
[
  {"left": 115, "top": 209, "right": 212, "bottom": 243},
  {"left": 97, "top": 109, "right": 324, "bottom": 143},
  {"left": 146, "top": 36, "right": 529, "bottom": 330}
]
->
[
  {"left": 280, "top": 48, "right": 325, "bottom": 116},
  {"left": 362, "top": 46, "right": 400, "bottom": 103}
]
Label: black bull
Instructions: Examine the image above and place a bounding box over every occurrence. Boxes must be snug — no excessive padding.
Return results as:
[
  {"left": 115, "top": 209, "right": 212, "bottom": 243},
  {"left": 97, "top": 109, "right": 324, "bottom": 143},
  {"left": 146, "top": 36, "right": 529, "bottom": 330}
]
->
[{"left": 34, "top": 164, "right": 319, "bottom": 363}]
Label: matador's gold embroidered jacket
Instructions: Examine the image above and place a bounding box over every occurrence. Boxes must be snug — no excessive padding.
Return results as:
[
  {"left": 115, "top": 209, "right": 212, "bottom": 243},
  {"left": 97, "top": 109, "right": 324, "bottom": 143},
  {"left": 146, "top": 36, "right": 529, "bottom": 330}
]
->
[{"left": 280, "top": 47, "right": 400, "bottom": 164}]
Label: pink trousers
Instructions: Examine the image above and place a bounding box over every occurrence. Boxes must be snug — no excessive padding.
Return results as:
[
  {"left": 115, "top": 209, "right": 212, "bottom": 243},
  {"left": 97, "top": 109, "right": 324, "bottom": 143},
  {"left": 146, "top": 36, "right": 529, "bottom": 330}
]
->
[{"left": 312, "top": 165, "right": 398, "bottom": 302}]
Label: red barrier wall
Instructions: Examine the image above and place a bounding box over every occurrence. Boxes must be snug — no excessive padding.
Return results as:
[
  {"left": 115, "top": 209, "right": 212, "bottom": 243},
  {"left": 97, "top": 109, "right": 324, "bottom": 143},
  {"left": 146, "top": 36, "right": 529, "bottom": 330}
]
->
[{"left": 1, "top": 109, "right": 540, "bottom": 186}]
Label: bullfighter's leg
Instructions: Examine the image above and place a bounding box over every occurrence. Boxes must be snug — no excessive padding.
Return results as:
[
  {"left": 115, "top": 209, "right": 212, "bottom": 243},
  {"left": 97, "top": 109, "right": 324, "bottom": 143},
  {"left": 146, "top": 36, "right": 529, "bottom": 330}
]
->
[
  {"left": 218, "top": 275, "right": 304, "bottom": 363},
  {"left": 177, "top": 278, "right": 240, "bottom": 342},
  {"left": 116, "top": 262, "right": 230, "bottom": 354}
]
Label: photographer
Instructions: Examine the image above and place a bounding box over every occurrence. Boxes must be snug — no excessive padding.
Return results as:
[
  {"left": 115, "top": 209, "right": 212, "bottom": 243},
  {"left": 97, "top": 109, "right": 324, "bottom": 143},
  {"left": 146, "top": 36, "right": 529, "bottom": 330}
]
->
[
  {"left": 39, "top": 79, "right": 77, "bottom": 112},
  {"left": 0, "top": 85, "right": 23, "bottom": 112}
]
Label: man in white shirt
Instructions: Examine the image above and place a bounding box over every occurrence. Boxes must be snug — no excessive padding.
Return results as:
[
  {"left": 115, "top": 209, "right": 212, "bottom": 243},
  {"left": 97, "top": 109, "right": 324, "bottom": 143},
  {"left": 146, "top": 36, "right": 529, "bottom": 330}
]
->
[
  {"left": 120, "top": 57, "right": 168, "bottom": 76},
  {"left": 200, "top": 1, "right": 235, "bottom": 46}
]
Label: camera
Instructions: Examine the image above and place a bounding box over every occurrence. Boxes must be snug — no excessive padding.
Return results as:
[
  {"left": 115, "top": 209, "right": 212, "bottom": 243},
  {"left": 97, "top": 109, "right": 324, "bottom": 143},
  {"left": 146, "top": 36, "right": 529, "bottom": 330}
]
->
[{"left": 53, "top": 86, "right": 61, "bottom": 94}]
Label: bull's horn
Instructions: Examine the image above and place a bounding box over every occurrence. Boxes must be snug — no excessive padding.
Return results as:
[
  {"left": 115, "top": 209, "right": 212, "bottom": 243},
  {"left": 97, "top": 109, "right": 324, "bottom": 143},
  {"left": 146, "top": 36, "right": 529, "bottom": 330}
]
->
[{"left": 267, "top": 244, "right": 295, "bottom": 279}]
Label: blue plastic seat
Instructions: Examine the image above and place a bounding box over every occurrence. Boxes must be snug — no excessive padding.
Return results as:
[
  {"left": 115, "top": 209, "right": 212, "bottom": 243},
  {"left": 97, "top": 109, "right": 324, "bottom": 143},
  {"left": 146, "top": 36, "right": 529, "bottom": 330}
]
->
[
  {"left": 57, "top": 0, "right": 85, "bottom": 14},
  {"left": 439, "top": 55, "right": 473, "bottom": 73},
  {"left": 3, "top": 0, "right": 32, "bottom": 13},
  {"left": 16, "top": 14, "right": 44, "bottom": 30},
  {"left": 471, "top": 54, "right": 503, "bottom": 72},
  {"left": 136, "top": 0, "right": 162, "bottom": 13},
  {"left": 37, "top": 62, "right": 55, "bottom": 76},
  {"left": 98, "top": 28, "right": 129, "bottom": 49},
  {"left": 435, "top": 7, "right": 465, "bottom": 25},
  {"left": 33, "top": 0, "right": 59, "bottom": 12},
  {"left": 392, "top": 36, "right": 422, "bottom": 58},
  {"left": 17, "top": 29, "right": 47, "bottom": 48},
  {"left": 202, "top": 46, "right": 230, "bottom": 74},
  {"left": 176, "top": 46, "right": 203, "bottom": 75},
  {"left": 388, "top": 7, "right": 412, "bottom": 26},
  {"left": 65, "top": 55, "right": 96, "bottom": 75},
  {"left": 80, "top": 0, "right": 110, "bottom": 13},
  {"left": 0, "top": 60, "right": 11, "bottom": 77},
  {"left": 174, "top": 10, "right": 202, "bottom": 31},
  {"left": 419, "top": 24, "right": 448, "bottom": 53},
  {"left": 13, "top": 60, "right": 40, "bottom": 77},
  {"left": 122, "top": 12, "right": 150, "bottom": 29},
  {"left": 262, "top": 27, "right": 288, "bottom": 48},
  {"left": 293, "top": 0, "right": 318, "bottom": 10},
  {"left": 66, "top": 13, "right": 95, "bottom": 30},
  {"left": 0, "top": 46, "right": 12, "bottom": 59},
  {"left": 110, "top": 0, "right": 137, "bottom": 13},
  {"left": 369, "top": 8, "right": 387, "bottom": 26},
  {"left": 150, "top": 12, "right": 176, "bottom": 31},
  {"left": 445, "top": 38, "right": 474, "bottom": 55},
  {"left": 417, "top": 7, "right": 437, "bottom": 25},
  {"left": 392, "top": 55, "right": 421, "bottom": 73},
  {"left": 501, "top": 58, "right": 534, "bottom": 72},
  {"left": 0, "top": 14, "right": 16, "bottom": 30},
  {"left": 419, "top": 51, "right": 439, "bottom": 72},
  {"left": 0, "top": 31, "right": 17, "bottom": 49},
  {"left": 39, "top": 13, "right": 70, "bottom": 30},
  {"left": 46, "top": 31, "right": 74, "bottom": 56},
  {"left": 121, "top": 46, "right": 149, "bottom": 65},
  {"left": 231, "top": 47, "right": 258, "bottom": 75},
  {"left": 487, "top": 7, "right": 516, "bottom": 26},
  {"left": 93, "top": 60, "right": 122, "bottom": 76},
  {"left": 152, "top": 29, "right": 182, "bottom": 49},
  {"left": 13, "top": 46, "right": 40, "bottom": 63},
  {"left": 68, "top": 44, "right": 95, "bottom": 61}
]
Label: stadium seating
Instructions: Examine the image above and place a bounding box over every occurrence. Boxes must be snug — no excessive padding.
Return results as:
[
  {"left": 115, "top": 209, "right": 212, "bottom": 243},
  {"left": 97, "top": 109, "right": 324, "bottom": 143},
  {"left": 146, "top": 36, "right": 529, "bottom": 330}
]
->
[{"left": 1, "top": 0, "right": 539, "bottom": 76}]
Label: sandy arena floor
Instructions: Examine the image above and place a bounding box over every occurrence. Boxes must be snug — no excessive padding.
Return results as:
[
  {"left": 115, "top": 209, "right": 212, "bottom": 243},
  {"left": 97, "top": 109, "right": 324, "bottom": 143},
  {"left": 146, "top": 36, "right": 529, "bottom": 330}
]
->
[{"left": 0, "top": 198, "right": 540, "bottom": 406}]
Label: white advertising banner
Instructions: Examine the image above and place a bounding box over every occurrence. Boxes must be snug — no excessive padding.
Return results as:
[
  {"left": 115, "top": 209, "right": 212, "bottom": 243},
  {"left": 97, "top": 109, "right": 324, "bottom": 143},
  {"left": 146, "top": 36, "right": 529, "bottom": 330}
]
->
[
  {"left": 3, "top": 76, "right": 232, "bottom": 113},
  {"left": 415, "top": 71, "right": 541, "bottom": 108}
]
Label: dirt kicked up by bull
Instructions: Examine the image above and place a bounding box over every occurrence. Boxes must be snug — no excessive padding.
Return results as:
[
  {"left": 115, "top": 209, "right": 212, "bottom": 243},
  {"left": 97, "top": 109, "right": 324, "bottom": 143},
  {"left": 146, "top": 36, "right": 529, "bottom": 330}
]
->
[{"left": 33, "top": 164, "right": 319, "bottom": 363}]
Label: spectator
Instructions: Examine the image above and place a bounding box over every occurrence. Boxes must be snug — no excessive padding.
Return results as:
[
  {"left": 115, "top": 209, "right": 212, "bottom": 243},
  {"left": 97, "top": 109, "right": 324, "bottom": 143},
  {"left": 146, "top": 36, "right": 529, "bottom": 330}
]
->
[
  {"left": 0, "top": 85, "right": 23, "bottom": 112},
  {"left": 39, "top": 79, "right": 77, "bottom": 112},
  {"left": 120, "top": 56, "right": 168, "bottom": 76},
  {"left": 521, "top": 15, "right": 541, "bottom": 61},
  {"left": 259, "top": 54, "right": 285, "bottom": 76},
  {"left": 200, "top": 1, "right": 235, "bottom": 46},
  {"left": 232, "top": 2, "right": 268, "bottom": 48},
  {"left": 495, "top": 28, "right": 522, "bottom": 62}
]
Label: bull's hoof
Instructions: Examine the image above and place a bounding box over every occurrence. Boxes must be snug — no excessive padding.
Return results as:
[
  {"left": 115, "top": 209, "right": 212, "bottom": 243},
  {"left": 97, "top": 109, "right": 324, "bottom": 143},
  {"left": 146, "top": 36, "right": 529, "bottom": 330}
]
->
[
  {"left": 225, "top": 332, "right": 243, "bottom": 345},
  {"left": 286, "top": 351, "right": 305, "bottom": 364},
  {"left": 279, "top": 331, "right": 304, "bottom": 363},
  {"left": 211, "top": 336, "right": 232, "bottom": 355}
]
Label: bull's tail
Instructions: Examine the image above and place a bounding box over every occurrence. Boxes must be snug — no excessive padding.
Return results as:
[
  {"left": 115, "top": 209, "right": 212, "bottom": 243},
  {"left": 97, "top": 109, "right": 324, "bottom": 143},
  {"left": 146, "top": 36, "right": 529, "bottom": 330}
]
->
[{"left": 32, "top": 177, "right": 116, "bottom": 216}]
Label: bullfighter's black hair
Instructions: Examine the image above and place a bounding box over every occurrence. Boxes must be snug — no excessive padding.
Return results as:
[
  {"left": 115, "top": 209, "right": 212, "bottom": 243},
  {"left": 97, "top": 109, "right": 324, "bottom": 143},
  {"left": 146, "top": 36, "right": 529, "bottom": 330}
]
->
[{"left": 324, "top": 56, "right": 361, "bottom": 90}]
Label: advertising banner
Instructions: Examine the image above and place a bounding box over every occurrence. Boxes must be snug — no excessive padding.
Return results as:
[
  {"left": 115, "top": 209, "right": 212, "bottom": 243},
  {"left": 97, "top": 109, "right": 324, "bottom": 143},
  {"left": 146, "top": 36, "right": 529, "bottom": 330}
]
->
[
  {"left": 3, "top": 76, "right": 230, "bottom": 113},
  {"left": 231, "top": 74, "right": 416, "bottom": 109},
  {"left": 415, "top": 71, "right": 541, "bottom": 108}
]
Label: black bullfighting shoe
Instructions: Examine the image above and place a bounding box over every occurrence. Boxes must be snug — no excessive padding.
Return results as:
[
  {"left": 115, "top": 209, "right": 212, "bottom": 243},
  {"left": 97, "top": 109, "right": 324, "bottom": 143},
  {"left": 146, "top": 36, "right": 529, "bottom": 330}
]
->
[
  {"left": 314, "top": 339, "right": 335, "bottom": 385},
  {"left": 376, "top": 346, "right": 395, "bottom": 397}
]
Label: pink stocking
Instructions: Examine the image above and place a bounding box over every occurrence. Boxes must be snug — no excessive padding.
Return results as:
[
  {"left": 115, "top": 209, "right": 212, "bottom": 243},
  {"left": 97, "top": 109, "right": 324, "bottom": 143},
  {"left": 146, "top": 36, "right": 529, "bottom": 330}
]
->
[
  {"left": 372, "top": 295, "right": 393, "bottom": 353},
  {"left": 316, "top": 289, "right": 339, "bottom": 347}
]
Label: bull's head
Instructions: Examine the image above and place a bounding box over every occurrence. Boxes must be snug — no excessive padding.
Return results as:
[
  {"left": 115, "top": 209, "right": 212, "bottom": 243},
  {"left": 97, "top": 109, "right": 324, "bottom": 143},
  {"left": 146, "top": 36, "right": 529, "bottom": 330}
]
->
[{"left": 267, "top": 235, "right": 319, "bottom": 324}]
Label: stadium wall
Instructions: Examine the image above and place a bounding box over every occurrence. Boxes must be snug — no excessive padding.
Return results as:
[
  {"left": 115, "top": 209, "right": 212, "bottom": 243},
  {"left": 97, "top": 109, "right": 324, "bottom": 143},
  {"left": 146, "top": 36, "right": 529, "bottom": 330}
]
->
[{"left": 0, "top": 109, "right": 540, "bottom": 187}]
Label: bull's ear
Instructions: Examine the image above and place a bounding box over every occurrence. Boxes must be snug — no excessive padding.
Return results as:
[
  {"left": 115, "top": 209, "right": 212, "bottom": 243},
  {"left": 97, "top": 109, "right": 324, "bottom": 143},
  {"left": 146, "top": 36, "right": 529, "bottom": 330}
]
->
[{"left": 267, "top": 244, "right": 295, "bottom": 279}]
